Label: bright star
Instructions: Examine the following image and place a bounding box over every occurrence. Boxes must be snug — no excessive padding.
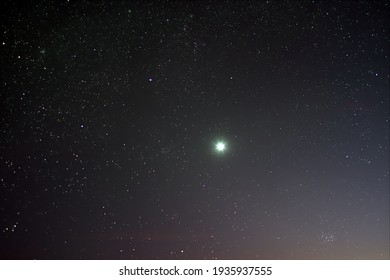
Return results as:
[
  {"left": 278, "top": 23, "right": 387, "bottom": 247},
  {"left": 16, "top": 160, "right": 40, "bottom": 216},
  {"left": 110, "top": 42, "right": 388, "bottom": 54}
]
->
[{"left": 216, "top": 142, "right": 226, "bottom": 152}]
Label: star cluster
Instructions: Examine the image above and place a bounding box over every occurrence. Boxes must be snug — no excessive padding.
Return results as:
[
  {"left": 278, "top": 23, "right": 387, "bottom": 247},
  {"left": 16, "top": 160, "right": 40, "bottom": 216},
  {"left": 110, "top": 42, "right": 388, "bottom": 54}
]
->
[{"left": 0, "top": 0, "right": 389, "bottom": 259}]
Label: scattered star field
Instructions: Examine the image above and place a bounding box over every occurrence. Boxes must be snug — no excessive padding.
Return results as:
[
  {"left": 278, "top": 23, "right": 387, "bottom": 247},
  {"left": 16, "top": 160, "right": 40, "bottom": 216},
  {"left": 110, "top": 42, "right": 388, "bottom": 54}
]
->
[{"left": 0, "top": 0, "right": 389, "bottom": 260}]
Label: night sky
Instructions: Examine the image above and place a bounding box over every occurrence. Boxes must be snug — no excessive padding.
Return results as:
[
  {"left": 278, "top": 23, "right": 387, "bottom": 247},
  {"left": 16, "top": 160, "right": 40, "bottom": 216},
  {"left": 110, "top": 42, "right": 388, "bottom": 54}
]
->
[{"left": 1, "top": 0, "right": 389, "bottom": 260}]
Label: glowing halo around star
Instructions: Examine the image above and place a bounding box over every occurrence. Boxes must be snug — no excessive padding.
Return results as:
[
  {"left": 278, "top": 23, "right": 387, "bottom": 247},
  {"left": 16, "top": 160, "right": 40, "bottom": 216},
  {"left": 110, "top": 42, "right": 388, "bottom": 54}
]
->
[{"left": 215, "top": 141, "right": 226, "bottom": 152}]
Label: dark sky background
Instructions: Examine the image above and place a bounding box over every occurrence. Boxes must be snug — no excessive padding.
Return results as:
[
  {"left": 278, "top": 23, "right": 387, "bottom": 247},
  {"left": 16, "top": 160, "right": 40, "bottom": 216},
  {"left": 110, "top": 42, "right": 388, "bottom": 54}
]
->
[{"left": 0, "top": 0, "right": 389, "bottom": 260}]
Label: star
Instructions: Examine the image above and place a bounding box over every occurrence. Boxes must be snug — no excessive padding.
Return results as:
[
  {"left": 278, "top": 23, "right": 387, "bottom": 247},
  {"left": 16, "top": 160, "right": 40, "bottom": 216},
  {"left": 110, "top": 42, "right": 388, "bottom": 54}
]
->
[{"left": 216, "top": 142, "right": 226, "bottom": 152}]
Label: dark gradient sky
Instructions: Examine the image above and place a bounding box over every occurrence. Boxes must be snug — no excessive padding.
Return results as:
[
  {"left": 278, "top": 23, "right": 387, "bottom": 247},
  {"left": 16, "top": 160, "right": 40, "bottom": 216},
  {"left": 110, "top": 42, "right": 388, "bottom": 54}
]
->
[{"left": 0, "top": 0, "right": 389, "bottom": 259}]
